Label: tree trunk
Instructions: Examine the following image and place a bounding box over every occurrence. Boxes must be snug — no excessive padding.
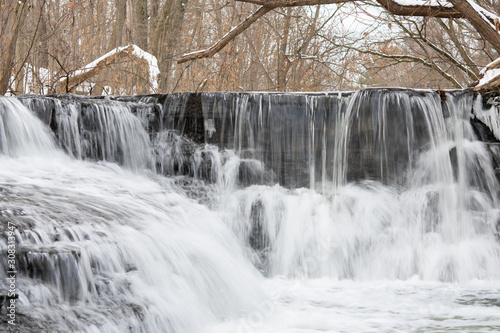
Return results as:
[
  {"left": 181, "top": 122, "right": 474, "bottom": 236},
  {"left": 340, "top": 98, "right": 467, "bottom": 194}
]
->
[
  {"left": 111, "top": 0, "right": 127, "bottom": 49},
  {"left": 155, "top": 0, "right": 189, "bottom": 92},
  {"left": 0, "top": 1, "right": 26, "bottom": 95},
  {"left": 134, "top": 0, "right": 148, "bottom": 50},
  {"left": 39, "top": 9, "right": 49, "bottom": 68},
  {"left": 277, "top": 8, "right": 292, "bottom": 91},
  {"left": 14, "top": 31, "right": 26, "bottom": 94}
]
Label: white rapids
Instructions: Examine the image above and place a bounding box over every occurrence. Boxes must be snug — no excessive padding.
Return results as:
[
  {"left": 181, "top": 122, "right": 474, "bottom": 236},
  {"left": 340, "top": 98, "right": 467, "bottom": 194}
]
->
[{"left": 1, "top": 90, "right": 500, "bottom": 332}]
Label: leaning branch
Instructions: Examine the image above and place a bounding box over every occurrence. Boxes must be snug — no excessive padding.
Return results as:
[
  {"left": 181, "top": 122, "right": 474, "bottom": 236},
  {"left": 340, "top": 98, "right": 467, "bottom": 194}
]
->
[
  {"left": 438, "top": 18, "right": 479, "bottom": 78},
  {"left": 447, "top": 0, "right": 500, "bottom": 53},
  {"left": 177, "top": 6, "right": 273, "bottom": 63}
]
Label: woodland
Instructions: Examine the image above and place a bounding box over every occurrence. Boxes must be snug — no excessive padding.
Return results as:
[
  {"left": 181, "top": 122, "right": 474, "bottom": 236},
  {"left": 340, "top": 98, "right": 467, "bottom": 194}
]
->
[{"left": 1, "top": 0, "right": 499, "bottom": 95}]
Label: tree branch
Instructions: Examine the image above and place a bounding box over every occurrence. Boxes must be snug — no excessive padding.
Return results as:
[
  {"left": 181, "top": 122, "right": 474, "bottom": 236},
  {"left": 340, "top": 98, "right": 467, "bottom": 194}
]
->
[
  {"left": 236, "top": 0, "right": 349, "bottom": 6},
  {"left": 244, "top": 34, "right": 276, "bottom": 87},
  {"left": 177, "top": 6, "right": 273, "bottom": 63},
  {"left": 389, "top": 15, "right": 463, "bottom": 87},
  {"left": 178, "top": 0, "right": 500, "bottom": 67},
  {"left": 376, "top": 0, "right": 462, "bottom": 18},
  {"left": 415, "top": 19, "right": 477, "bottom": 81},
  {"left": 447, "top": 0, "right": 500, "bottom": 53},
  {"left": 320, "top": 34, "right": 463, "bottom": 88},
  {"left": 12, "top": 0, "right": 47, "bottom": 88},
  {"left": 439, "top": 18, "right": 479, "bottom": 77},
  {"left": 236, "top": 0, "right": 461, "bottom": 17}
]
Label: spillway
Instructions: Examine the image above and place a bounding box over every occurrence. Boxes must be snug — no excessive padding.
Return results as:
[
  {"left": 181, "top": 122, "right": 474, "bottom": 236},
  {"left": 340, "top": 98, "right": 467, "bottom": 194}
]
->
[{"left": 1, "top": 89, "right": 500, "bottom": 332}]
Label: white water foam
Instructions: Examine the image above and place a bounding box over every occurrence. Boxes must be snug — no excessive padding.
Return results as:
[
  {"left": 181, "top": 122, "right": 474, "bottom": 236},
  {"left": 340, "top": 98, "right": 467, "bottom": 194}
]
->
[
  {"left": 1, "top": 91, "right": 500, "bottom": 332},
  {"left": 0, "top": 100, "right": 264, "bottom": 332}
]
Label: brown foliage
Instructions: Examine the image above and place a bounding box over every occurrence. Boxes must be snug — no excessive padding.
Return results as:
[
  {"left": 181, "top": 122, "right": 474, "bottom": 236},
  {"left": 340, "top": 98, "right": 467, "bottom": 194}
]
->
[{"left": 0, "top": 0, "right": 497, "bottom": 94}]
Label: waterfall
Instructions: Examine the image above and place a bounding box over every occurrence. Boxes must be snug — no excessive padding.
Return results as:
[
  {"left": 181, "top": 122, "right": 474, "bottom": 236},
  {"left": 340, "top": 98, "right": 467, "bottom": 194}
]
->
[
  {"left": 1, "top": 89, "right": 500, "bottom": 332},
  {"left": 20, "top": 95, "right": 154, "bottom": 171},
  {"left": 0, "top": 98, "right": 263, "bottom": 332},
  {"left": 209, "top": 90, "right": 500, "bottom": 280},
  {"left": 0, "top": 98, "right": 56, "bottom": 156}
]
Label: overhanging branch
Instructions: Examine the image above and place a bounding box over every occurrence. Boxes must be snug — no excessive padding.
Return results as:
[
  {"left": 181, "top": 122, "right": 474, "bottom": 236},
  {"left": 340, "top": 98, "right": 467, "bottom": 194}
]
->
[
  {"left": 376, "top": 0, "right": 462, "bottom": 18},
  {"left": 235, "top": 0, "right": 350, "bottom": 6},
  {"left": 177, "top": 6, "right": 273, "bottom": 63},
  {"left": 178, "top": 0, "right": 500, "bottom": 65},
  {"left": 237, "top": 0, "right": 462, "bottom": 17}
]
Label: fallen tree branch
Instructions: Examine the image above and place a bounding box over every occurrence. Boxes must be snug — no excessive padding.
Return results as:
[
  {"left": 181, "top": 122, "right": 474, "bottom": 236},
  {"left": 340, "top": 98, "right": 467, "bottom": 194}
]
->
[
  {"left": 56, "top": 45, "right": 135, "bottom": 93},
  {"left": 472, "top": 57, "right": 500, "bottom": 90},
  {"left": 56, "top": 45, "right": 159, "bottom": 93}
]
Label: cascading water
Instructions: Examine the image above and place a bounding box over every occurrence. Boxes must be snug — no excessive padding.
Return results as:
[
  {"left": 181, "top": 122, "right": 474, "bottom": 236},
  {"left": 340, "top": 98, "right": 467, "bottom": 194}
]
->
[
  {"left": 0, "top": 98, "right": 264, "bottom": 332},
  {"left": 1, "top": 89, "right": 500, "bottom": 332}
]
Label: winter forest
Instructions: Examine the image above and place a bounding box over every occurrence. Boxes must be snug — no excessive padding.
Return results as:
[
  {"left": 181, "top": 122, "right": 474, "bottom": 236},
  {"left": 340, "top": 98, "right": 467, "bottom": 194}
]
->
[{"left": 2, "top": 0, "right": 500, "bottom": 95}]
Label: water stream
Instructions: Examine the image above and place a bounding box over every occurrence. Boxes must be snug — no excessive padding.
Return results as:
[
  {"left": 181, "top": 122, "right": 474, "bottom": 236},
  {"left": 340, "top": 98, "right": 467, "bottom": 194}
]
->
[{"left": 1, "top": 89, "right": 500, "bottom": 332}]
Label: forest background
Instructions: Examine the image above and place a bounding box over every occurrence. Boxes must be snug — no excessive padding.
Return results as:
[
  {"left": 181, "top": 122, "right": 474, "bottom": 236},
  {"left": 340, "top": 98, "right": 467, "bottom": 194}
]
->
[{"left": 1, "top": 0, "right": 498, "bottom": 95}]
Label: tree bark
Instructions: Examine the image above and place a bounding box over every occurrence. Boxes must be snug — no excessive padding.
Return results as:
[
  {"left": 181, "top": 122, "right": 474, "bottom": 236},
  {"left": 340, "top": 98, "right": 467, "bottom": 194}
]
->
[
  {"left": 277, "top": 8, "right": 292, "bottom": 91},
  {"left": 0, "top": 1, "right": 27, "bottom": 95},
  {"left": 160, "top": 0, "right": 189, "bottom": 91},
  {"left": 152, "top": 0, "right": 189, "bottom": 91},
  {"left": 111, "top": 0, "right": 127, "bottom": 49},
  {"left": 134, "top": 0, "right": 148, "bottom": 50},
  {"left": 14, "top": 31, "right": 26, "bottom": 94},
  {"left": 375, "top": 0, "right": 462, "bottom": 18}
]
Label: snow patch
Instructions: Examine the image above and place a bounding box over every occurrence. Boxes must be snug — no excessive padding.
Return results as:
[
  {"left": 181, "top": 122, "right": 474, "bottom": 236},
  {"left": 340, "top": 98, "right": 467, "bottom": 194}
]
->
[
  {"left": 129, "top": 45, "right": 160, "bottom": 92},
  {"left": 477, "top": 68, "right": 500, "bottom": 88},
  {"left": 64, "top": 44, "right": 159, "bottom": 93},
  {"left": 393, "top": 0, "right": 500, "bottom": 27},
  {"left": 465, "top": 0, "right": 500, "bottom": 26},
  {"left": 6, "top": 64, "right": 52, "bottom": 95},
  {"left": 476, "top": 57, "right": 500, "bottom": 90},
  {"left": 392, "top": 0, "right": 453, "bottom": 8}
]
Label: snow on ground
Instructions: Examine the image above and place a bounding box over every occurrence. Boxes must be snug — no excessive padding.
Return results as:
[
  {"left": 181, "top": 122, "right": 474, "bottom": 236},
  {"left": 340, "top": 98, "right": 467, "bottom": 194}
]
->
[{"left": 6, "top": 64, "right": 51, "bottom": 95}]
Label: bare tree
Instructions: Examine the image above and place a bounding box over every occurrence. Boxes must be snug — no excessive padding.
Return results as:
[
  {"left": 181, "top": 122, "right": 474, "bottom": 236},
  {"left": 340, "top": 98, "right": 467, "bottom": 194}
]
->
[
  {"left": 0, "top": 0, "right": 28, "bottom": 94},
  {"left": 177, "top": 0, "right": 500, "bottom": 72},
  {"left": 2, "top": 0, "right": 498, "bottom": 95}
]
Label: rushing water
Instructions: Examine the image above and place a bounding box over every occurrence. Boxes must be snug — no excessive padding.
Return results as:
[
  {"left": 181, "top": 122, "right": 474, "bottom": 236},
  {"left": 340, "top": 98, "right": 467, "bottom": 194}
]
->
[{"left": 1, "top": 90, "right": 500, "bottom": 332}]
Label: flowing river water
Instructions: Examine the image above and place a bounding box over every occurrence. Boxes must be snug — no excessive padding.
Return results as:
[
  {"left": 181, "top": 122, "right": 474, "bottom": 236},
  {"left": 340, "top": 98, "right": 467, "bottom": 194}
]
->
[{"left": 1, "top": 89, "right": 500, "bottom": 332}]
